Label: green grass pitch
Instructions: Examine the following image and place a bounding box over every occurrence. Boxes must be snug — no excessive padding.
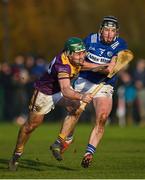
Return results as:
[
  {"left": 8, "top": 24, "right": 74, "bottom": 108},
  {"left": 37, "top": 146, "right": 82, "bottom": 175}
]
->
[{"left": 0, "top": 122, "right": 145, "bottom": 179}]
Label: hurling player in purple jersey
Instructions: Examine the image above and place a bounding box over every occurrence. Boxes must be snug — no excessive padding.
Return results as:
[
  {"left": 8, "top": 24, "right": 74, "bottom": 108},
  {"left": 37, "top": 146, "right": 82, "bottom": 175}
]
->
[
  {"left": 9, "top": 37, "right": 107, "bottom": 171},
  {"left": 50, "top": 16, "right": 128, "bottom": 168}
]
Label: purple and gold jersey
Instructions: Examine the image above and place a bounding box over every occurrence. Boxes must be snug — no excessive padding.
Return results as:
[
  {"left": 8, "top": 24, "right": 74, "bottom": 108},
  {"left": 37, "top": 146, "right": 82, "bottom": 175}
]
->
[
  {"left": 34, "top": 52, "right": 81, "bottom": 95},
  {"left": 80, "top": 33, "right": 128, "bottom": 86}
]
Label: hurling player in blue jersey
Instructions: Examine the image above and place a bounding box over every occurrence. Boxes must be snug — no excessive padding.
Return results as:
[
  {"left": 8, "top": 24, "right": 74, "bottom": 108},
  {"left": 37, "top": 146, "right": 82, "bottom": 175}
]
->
[
  {"left": 50, "top": 16, "right": 128, "bottom": 168},
  {"left": 9, "top": 37, "right": 107, "bottom": 171}
]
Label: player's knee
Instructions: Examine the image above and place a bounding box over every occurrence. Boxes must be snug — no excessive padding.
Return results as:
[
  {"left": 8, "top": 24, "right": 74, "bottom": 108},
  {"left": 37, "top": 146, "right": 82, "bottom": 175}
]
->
[
  {"left": 97, "top": 112, "right": 108, "bottom": 126},
  {"left": 101, "top": 112, "right": 108, "bottom": 121}
]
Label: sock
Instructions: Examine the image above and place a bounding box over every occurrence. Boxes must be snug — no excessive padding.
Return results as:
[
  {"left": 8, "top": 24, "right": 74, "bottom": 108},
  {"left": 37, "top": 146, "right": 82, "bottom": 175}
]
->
[
  {"left": 55, "top": 133, "right": 66, "bottom": 145},
  {"left": 66, "top": 135, "right": 73, "bottom": 143},
  {"left": 12, "top": 152, "right": 22, "bottom": 161},
  {"left": 85, "top": 144, "right": 96, "bottom": 155},
  {"left": 66, "top": 135, "right": 73, "bottom": 141},
  {"left": 14, "top": 152, "right": 22, "bottom": 156}
]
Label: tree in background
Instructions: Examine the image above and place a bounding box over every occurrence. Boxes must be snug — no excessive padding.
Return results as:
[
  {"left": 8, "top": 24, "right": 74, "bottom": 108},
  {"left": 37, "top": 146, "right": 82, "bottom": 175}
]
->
[{"left": 0, "top": 0, "right": 144, "bottom": 62}]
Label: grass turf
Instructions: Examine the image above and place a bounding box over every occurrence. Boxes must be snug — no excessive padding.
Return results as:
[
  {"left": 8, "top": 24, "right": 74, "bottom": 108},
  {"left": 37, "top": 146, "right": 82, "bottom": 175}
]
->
[{"left": 0, "top": 122, "right": 145, "bottom": 179}]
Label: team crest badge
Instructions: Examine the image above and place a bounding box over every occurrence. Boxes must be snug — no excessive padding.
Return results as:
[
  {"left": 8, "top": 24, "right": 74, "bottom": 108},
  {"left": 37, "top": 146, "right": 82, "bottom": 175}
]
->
[{"left": 107, "top": 51, "right": 113, "bottom": 57}]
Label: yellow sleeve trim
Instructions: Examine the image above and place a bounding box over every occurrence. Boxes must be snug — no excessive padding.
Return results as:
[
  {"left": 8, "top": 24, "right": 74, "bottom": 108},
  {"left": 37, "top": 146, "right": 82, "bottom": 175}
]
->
[{"left": 58, "top": 72, "right": 70, "bottom": 79}]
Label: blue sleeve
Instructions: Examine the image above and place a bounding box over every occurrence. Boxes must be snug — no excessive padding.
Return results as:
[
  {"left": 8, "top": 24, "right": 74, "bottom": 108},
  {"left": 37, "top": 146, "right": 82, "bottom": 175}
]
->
[
  {"left": 83, "top": 33, "right": 93, "bottom": 50},
  {"left": 118, "top": 38, "right": 128, "bottom": 51},
  {"left": 113, "top": 38, "right": 128, "bottom": 56}
]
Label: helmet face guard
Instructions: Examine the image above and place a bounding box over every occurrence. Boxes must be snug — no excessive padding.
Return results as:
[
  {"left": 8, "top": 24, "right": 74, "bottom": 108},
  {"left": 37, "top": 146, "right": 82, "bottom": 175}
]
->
[
  {"left": 64, "top": 37, "right": 86, "bottom": 54},
  {"left": 100, "top": 16, "right": 119, "bottom": 30}
]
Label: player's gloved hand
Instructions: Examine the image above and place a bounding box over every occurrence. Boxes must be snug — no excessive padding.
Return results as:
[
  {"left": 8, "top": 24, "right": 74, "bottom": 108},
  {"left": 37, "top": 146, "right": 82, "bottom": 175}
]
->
[{"left": 80, "top": 93, "right": 93, "bottom": 103}]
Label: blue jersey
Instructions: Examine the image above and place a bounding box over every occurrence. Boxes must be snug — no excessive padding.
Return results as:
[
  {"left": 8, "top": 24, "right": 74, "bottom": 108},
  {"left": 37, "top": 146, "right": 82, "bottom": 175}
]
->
[{"left": 79, "top": 33, "right": 128, "bottom": 86}]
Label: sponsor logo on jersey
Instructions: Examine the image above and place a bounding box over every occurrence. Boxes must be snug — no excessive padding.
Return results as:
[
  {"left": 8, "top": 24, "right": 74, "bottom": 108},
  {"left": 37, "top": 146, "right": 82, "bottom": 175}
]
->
[{"left": 87, "top": 52, "right": 111, "bottom": 64}]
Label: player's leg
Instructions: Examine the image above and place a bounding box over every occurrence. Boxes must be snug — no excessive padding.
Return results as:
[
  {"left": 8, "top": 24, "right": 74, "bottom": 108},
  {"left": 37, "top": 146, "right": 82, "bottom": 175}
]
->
[
  {"left": 81, "top": 97, "right": 112, "bottom": 167},
  {"left": 60, "top": 77, "right": 96, "bottom": 153},
  {"left": 81, "top": 96, "right": 113, "bottom": 168},
  {"left": 9, "top": 111, "right": 44, "bottom": 171},
  {"left": 9, "top": 90, "right": 60, "bottom": 170},
  {"left": 60, "top": 131, "right": 74, "bottom": 154},
  {"left": 50, "top": 98, "right": 80, "bottom": 161},
  {"left": 50, "top": 77, "right": 99, "bottom": 161}
]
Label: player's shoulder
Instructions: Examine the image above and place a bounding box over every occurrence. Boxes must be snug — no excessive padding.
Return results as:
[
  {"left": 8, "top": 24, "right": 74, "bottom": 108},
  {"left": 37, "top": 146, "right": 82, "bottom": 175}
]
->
[
  {"left": 55, "top": 52, "right": 71, "bottom": 71},
  {"left": 84, "top": 32, "right": 99, "bottom": 43},
  {"left": 111, "top": 37, "right": 128, "bottom": 50},
  {"left": 55, "top": 51, "right": 67, "bottom": 65},
  {"left": 85, "top": 32, "right": 98, "bottom": 38},
  {"left": 116, "top": 37, "right": 127, "bottom": 45}
]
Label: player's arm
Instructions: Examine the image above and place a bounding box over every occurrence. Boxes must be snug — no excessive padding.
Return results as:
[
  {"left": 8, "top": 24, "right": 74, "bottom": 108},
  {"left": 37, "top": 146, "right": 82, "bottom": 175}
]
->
[
  {"left": 81, "top": 60, "right": 108, "bottom": 72},
  {"left": 58, "top": 76, "right": 92, "bottom": 103},
  {"left": 59, "top": 77, "right": 82, "bottom": 100}
]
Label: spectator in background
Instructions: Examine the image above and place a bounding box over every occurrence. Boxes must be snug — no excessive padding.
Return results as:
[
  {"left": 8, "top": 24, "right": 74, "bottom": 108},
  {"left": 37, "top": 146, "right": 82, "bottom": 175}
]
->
[
  {"left": 31, "top": 56, "right": 47, "bottom": 79},
  {"left": 0, "top": 63, "right": 4, "bottom": 120},
  {"left": 24, "top": 55, "right": 35, "bottom": 75},
  {"left": 0, "top": 62, "right": 14, "bottom": 121},
  {"left": 11, "top": 54, "right": 29, "bottom": 124},
  {"left": 11, "top": 54, "right": 25, "bottom": 76},
  {"left": 24, "top": 55, "right": 36, "bottom": 99},
  {"left": 12, "top": 68, "right": 30, "bottom": 125},
  {"left": 116, "top": 85, "right": 126, "bottom": 127},
  {"left": 117, "top": 71, "right": 137, "bottom": 126},
  {"left": 133, "top": 59, "right": 145, "bottom": 126},
  {"left": 24, "top": 55, "right": 48, "bottom": 109}
]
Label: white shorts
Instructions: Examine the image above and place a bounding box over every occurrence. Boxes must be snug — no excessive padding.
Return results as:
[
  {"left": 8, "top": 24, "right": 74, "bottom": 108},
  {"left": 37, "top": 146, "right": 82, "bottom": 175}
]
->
[
  {"left": 74, "top": 77, "right": 114, "bottom": 98},
  {"left": 29, "top": 90, "right": 63, "bottom": 115}
]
